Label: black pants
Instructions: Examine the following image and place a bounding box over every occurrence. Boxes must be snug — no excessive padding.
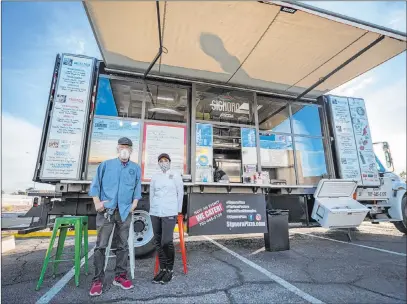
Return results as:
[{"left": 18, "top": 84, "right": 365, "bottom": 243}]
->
[
  {"left": 151, "top": 215, "right": 177, "bottom": 271},
  {"left": 93, "top": 210, "right": 132, "bottom": 282}
]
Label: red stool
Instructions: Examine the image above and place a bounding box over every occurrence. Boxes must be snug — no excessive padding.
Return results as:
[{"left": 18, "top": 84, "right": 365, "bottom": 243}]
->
[{"left": 154, "top": 214, "right": 188, "bottom": 274}]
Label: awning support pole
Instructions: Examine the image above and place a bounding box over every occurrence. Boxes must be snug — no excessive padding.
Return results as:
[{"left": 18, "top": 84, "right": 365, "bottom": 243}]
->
[
  {"left": 295, "top": 35, "right": 385, "bottom": 100},
  {"left": 143, "top": 1, "right": 163, "bottom": 79}
]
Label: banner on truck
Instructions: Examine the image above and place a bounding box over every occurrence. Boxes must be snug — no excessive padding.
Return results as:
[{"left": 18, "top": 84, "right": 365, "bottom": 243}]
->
[
  {"left": 187, "top": 194, "right": 267, "bottom": 236},
  {"left": 328, "top": 96, "right": 379, "bottom": 186},
  {"left": 87, "top": 117, "right": 141, "bottom": 180},
  {"left": 40, "top": 54, "right": 95, "bottom": 180},
  {"left": 142, "top": 122, "right": 187, "bottom": 181}
]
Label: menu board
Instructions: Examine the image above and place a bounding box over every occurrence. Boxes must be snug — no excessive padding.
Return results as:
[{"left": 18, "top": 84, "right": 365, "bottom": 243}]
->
[
  {"left": 328, "top": 96, "right": 379, "bottom": 186},
  {"left": 329, "top": 96, "right": 361, "bottom": 182},
  {"left": 348, "top": 98, "right": 379, "bottom": 186},
  {"left": 142, "top": 122, "right": 187, "bottom": 181},
  {"left": 41, "top": 54, "right": 95, "bottom": 180},
  {"left": 87, "top": 117, "right": 141, "bottom": 180},
  {"left": 195, "top": 123, "right": 213, "bottom": 182}
]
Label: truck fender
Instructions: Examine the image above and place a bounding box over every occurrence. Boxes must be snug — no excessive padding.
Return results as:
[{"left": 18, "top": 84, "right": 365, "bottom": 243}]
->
[{"left": 387, "top": 181, "right": 406, "bottom": 221}]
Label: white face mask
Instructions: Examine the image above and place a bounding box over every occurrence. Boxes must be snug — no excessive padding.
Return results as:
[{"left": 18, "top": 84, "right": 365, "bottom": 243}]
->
[
  {"left": 159, "top": 161, "right": 170, "bottom": 172},
  {"left": 119, "top": 148, "right": 130, "bottom": 160}
]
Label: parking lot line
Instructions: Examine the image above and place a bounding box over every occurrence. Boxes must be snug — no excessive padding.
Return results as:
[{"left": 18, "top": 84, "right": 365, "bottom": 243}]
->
[
  {"left": 204, "top": 236, "right": 325, "bottom": 304},
  {"left": 296, "top": 232, "right": 406, "bottom": 257},
  {"left": 250, "top": 246, "right": 265, "bottom": 255},
  {"left": 36, "top": 248, "right": 95, "bottom": 304}
]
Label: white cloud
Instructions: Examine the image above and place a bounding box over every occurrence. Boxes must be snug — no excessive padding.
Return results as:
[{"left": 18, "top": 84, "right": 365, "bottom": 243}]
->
[
  {"left": 1, "top": 114, "right": 54, "bottom": 192},
  {"left": 331, "top": 74, "right": 375, "bottom": 97},
  {"left": 387, "top": 9, "right": 407, "bottom": 32}
]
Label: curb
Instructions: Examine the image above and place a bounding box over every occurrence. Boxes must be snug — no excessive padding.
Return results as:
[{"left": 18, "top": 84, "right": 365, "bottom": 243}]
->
[
  {"left": 1, "top": 235, "right": 16, "bottom": 253},
  {"left": 3, "top": 224, "right": 188, "bottom": 238},
  {"left": 2, "top": 230, "right": 98, "bottom": 238}
]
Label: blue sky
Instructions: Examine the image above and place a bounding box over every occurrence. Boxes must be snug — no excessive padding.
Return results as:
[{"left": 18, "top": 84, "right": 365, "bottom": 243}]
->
[{"left": 1, "top": 1, "right": 406, "bottom": 191}]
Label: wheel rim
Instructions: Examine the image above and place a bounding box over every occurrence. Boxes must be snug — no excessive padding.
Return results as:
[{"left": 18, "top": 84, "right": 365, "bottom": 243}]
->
[{"left": 133, "top": 210, "right": 154, "bottom": 247}]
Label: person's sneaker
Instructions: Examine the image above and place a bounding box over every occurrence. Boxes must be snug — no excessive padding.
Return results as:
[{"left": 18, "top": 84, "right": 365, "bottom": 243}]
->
[
  {"left": 113, "top": 273, "right": 134, "bottom": 290},
  {"left": 89, "top": 280, "right": 103, "bottom": 297},
  {"left": 152, "top": 269, "right": 166, "bottom": 284},
  {"left": 160, "top": 270, "right": 173, "bottom": 284}
]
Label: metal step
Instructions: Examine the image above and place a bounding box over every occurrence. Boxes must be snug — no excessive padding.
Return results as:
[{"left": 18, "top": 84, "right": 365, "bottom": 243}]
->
[{"left": 371, "top": 218, "right": 400, "bottom": 223}]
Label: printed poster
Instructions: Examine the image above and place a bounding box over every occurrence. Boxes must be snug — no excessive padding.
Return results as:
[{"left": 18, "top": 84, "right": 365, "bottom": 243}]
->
[
  {"left": 142, "top": 123, "right": 187, "bottom": 181},
  {"left": 195, "top": 123, "right": 213, "bottom": 182},
  {"left": 87, "top": 117, "right": 141, "bottom": 180},
  {"left": 328, "top": 96, "right": 379, "bottom": 186},
  {"left": 329, "top": 96, "right": 361, "bottom": 182},
  {"left": 348, "top": 98, "right": 379, "bottom": 186},
  {"left": 41, "top": 54, "right": 95, "bottom": 180},
  {"left": 241, "top": 128, "right": 258, "bottom": 166},
  {"left": 260, "top": 134, "right": 290, "bottom": 167},
  {"left": 187, "top": 193, "right": 267, "bottom": 236}
]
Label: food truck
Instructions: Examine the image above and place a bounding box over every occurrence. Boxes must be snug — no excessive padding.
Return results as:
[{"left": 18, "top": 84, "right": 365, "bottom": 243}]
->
[{"left": 23, "top": 1, "right": 407, "bottom": 257}]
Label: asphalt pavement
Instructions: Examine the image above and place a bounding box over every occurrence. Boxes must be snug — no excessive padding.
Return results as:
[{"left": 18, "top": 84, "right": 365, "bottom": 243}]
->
[{"left": 1, "top": 222, "right": 406, "bottom": 304}]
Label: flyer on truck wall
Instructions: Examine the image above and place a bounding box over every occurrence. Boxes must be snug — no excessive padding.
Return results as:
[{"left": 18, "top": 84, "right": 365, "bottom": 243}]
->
[
  {"left": 195, "top": 123, "right": 213, "bottom": 182},
  {"left": 142, "top": 123, "right": 187, "bottom": 181},
  {"left": 87, "top": 117, "right": 141, "bottom": 180},
  {"left": 259, "top": 134, "right": 290, "bottom": 167},
  {"left": 329, "top": 96, "right": 362, "bottom": 183},
  {"left": 40, "top": 54, "right": 95, "bottom": 180},
  {"left": 241, "top": 128, "right": 258, "bottom": 165},
  {"left": 348, "top": 98, "right": 379, "bottom": 186}
]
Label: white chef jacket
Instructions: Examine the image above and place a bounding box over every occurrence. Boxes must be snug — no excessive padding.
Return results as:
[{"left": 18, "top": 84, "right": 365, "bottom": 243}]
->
[{"left": 149, "top": 170, "right": 184, "bottom": 217}]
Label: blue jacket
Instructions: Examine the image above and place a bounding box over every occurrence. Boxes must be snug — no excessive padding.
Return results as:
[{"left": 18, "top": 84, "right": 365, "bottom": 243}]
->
[{"left": 89, "top": 158, "right": 142, "bottom": 221}]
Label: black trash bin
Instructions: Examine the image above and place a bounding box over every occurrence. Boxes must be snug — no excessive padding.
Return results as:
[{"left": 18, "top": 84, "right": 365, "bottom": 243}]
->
[{"left": 264, "top": 209, "right": 290, "bottom": 252}]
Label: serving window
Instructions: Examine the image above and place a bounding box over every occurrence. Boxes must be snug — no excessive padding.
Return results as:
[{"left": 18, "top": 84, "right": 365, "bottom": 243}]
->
[
  {"left": 144, "top": 83, "right": 188, "bottom": 123},
  {"left": 94, "top": 76, "right": 144, "bottom": 119},
  {"left": 195, "top": 85, "right": 254, "bottom": 125},
  {"left": 257, "top": 95, "right": 328, "bottom": 185}
]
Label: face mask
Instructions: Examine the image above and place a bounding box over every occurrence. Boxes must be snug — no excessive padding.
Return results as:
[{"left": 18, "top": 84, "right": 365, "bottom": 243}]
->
[
  {"left": 159, "top": 161, "right": 170, "bottom": 172},
  {"left": 119, "top": 148, "right": 130, "bottom": 160}
]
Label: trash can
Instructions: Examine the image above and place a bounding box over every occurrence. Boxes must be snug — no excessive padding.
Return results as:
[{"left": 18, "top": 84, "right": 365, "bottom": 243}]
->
[{"left": 264, "top": 209, "right": 290, "bottom": 252}]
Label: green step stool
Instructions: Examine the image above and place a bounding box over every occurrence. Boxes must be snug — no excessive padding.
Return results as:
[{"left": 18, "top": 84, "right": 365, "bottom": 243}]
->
[{"left": 36, "top": 216, "right": 89, "bottom": 290}]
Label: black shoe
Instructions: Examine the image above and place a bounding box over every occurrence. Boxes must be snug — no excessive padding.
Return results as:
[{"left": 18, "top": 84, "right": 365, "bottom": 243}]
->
[
  {"left": 152, "top": 269, "right": 166, "bottom": 284},
  {"left": 160, "top": 270, "right": 173, "bottom": 284}
]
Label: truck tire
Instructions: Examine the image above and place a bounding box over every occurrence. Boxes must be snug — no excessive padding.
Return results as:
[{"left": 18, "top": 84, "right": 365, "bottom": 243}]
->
[
  {"left": 132, "top": 210, "right": 155, "bottom": 258},
  {"left": 393, "top": 195, "right": 407, "bottom": 234}
]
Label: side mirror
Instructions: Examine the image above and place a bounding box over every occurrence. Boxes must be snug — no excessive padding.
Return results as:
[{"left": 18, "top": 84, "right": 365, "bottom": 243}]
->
[
  {"left": 373, "top": 141, "right": 394, "bottom": 173},
  {"left": 382, "top": 142, "right": 394, "bottom": 170}
]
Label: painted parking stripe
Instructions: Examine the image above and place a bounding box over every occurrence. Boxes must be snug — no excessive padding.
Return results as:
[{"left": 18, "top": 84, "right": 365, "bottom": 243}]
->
[
  {"left": 250, "top": 246, "right": 265, "bottom": 255},
  {"left": 295, "top": 232, "right": 406, "bottom": 257},
  {"left": 36, "top": 248, "right": 95, "bottom": 304},
  {"left": 204, "top": 236, "right": 325, "bottom": 304}
]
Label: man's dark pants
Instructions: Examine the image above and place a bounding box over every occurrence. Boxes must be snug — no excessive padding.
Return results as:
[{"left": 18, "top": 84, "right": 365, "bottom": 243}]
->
[
  {"left": 93, "top": 210, "right": 132, "bottom": 282},
  {"left": 151, "top": 215, "right": 177, "bottom": 270}
]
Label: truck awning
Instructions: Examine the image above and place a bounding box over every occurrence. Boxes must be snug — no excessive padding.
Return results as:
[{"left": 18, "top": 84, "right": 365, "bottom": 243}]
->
[{"left": 83, "top": 1, "right": 406, "bottom": 98}]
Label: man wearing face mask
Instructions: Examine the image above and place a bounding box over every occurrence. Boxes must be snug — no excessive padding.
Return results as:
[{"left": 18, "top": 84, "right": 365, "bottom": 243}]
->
[
  {"left": 88, "top": 137, "right": 142, "bottom": 297},
  {"left": 149, "top": 153, "right": 184, "bottom": 284}
]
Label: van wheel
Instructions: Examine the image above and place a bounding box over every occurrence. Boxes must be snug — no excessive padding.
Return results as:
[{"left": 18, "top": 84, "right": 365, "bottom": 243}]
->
[
  {"left": 393, "top": 196, "right": 407, "bottom": 234},
  {"left": 133, "top": 210, "right": 155, "bottom": 258}
]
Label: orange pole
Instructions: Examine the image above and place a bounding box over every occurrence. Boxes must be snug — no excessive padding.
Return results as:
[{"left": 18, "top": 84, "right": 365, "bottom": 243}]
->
[{"left": 178, "top": 214, "right": 188, "bottom": 274}]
